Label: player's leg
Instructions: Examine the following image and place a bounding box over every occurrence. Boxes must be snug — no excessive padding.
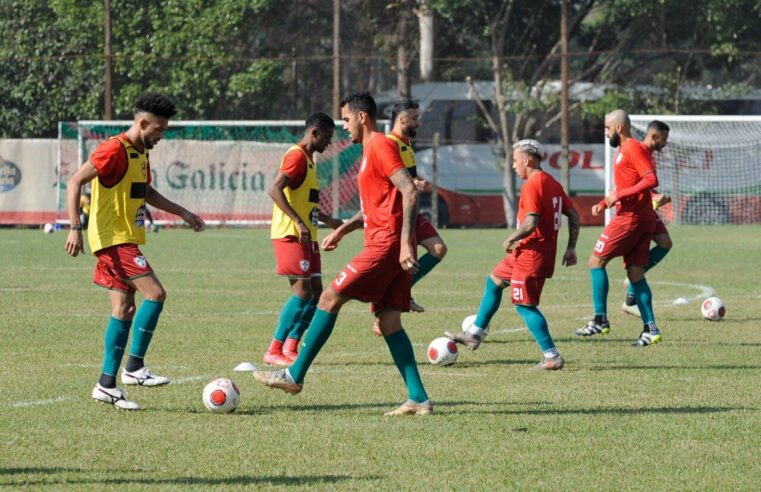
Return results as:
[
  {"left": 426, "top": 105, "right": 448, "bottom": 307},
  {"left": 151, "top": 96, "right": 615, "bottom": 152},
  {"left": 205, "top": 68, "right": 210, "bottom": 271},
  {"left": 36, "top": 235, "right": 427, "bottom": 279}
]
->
[
  {"left": 121, "top": 272, "right": 171, "bottom": 386},
  {"left": 265, "top": 238, "right": 315, "bottom": 365},
  {"left": 575, "top": 253, "right": 611, "bottom": 336},
  {"left": 91, "top": 287, "right": 140, "bottom": 410},
  {"left": 509, "top": 272, "right": 563, "bottom": 369},
  {"left": 409, "top": 216, "right": 446, "bottom": 312},
  {"left": 446, "top": 272, "right": 507, "bottom": 350},
  {"left": 283, "top": 275, "right": 321, "bottom": 361},
  {"left": 624, "top": 223, "right": 671, "bottom": 312},
  {"left": 379, "top": 309, "right": 432, "bottom": 416},
  {"left": 626, "top": 236, "right": 662, "bottom": 347},
  {"left": 265, "top": 277, "right": 312, "bottom": 365}
]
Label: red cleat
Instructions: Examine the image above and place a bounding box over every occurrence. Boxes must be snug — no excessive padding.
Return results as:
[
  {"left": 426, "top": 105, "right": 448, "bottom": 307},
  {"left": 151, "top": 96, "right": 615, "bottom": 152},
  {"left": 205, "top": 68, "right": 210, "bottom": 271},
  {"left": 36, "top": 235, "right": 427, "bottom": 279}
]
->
[
  {"left": 263, "top": 350, "right": 292, "bottom": 366},
  {"left": 282, "top": 337, "right": 299, "bottom": 362}
]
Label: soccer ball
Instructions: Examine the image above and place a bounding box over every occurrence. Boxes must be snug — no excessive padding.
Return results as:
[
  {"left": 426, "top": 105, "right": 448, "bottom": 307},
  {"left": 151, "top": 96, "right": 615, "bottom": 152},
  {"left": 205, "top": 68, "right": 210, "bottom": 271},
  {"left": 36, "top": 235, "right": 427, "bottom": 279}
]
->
[
  {"left": 427, "top": 337, "right": 458, "bottom": 366},
  {"left": 701, "top": 297, "right": 726, "bottom": 321},
  {"left": 461, "top": 314, "right": 489, "bottom": 338},
  {"left": 43, "top": 223, "right": 55, "bottom": 234},
  {"left": 202, "top": 378, "right": 240, "bottom": 413}
]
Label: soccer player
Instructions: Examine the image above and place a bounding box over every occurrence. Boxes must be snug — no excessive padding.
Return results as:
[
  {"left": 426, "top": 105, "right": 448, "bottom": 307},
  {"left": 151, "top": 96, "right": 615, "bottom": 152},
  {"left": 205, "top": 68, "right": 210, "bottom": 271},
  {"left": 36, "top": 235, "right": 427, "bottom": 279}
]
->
[
  {"left": 576, "top": 109, "right": 662, "bottom": 346},
  {"left": 64, "top": 93, "right": 205, "bottom": 410},
  {"left": 445, "top": 140, "right": 580, "bottom": 369},
  {"left": 263, "top": 112, "right": 343, "bottom": 365},
  {"left": 253, "top": 92, "right": 433, "bottom": 416},
  {"left": 621, "top": 120, "right": 672, "bottom": 316}
]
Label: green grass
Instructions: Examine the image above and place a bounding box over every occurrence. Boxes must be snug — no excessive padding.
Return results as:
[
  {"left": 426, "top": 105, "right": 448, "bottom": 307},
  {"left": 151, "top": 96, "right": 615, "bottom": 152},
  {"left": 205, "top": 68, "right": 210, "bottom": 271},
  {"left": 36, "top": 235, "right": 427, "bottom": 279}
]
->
[{"left": 1, "top": 225, "right": 760, "bottom": 490}]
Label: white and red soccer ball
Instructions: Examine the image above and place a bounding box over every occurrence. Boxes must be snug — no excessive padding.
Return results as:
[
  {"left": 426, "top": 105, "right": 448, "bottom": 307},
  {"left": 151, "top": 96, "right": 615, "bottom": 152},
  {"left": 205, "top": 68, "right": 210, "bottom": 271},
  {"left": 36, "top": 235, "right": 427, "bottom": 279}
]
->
[
  {"left": 202, "top": 378, "right": 240, "bottom": 413},
  {"left": 701, "top": 297, "right": 726, "bottom": 321},
  {"left": 428, "top": 337, "right": 458, "bottom": 366}
]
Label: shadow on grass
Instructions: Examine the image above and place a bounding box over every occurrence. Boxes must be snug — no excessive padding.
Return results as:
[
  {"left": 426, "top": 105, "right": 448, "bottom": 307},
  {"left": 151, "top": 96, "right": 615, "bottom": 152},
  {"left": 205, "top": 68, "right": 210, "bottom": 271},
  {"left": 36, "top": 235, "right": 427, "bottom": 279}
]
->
[
  {"left": 1, "top": 473, "right": 376, "bottom": 487},
  {"left": 452, "top": 359, "right": 537, "bottom": 368}
]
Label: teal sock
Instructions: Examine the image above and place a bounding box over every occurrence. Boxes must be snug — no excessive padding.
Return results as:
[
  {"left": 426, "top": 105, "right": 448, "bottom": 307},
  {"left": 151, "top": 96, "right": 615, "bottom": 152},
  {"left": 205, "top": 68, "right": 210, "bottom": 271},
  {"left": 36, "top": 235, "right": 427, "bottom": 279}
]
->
[
  {"left": 412, "top": 253, "right": 441, "bottom": 286},
  {"left": 129, "top": 299, "right": 164, "bottom": 358},
  {"left": 627, "top": 246, "right": 671, "bottom": 296},
  {"left": 288, "top": 309, "right": 337, "bottom": 383},
  {"left": 647, "top": 245, "right": 670, "bottom": 271},
  {"left": 287, "top": 298, "right": 317, "bottom": 340},
  {"left": 631, "top": 278, "right": 656, "bottom": 326},
  {"left": 102, "top": 316, "right": 132, "bottom": 376},
  {"left": 273, "top": 295, "right": 310, "bottom": 342},
  {"left": 474, "top": 276, "right": 503, "bottom": 329},
  {"left": 515, "top": 305, "right": 555, "bottom": 352},
  {"left": 384, "top": 329, "right": 428, "bottom": 403},
  {"left": 590, "top": 267, "right": 609, "bottom": 316}
]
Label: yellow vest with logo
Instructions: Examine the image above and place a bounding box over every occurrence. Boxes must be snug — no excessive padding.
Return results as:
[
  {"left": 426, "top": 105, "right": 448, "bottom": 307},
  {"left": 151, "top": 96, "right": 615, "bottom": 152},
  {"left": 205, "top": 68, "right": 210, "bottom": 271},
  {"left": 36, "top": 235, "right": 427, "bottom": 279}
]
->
[
  {"left": 88, "top": 136, "right": 148, "bottom": 253},
  {"left": 386, "top": 133, "right": 417, "bottom": 178},
  {"left": 270, "top": 145, "right": 320, "bottom": 239}
]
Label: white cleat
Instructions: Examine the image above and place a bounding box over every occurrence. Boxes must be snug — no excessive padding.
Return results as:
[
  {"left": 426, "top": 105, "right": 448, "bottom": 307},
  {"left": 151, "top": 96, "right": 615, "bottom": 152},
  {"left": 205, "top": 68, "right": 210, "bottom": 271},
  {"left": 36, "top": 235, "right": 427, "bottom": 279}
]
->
[
  {"left": 91, "top": 384, "right": 141, "bottom": 410},
  {"left": 121, "top": 367, "right": 170, "bottom": 387},
  {"left": 621, "top": 302, "right": 641, "bottom": 318}
]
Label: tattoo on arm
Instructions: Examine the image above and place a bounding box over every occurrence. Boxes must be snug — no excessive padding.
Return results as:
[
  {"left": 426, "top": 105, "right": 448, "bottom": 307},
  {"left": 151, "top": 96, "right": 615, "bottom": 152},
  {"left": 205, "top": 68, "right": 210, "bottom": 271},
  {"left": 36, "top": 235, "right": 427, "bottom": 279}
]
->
[
  {"left": 564, "top": 208, "right": 580, "bottom": 248},
  {"left": 506, "top": 213, "right": 538, "bottom": 243},
  {"left": 389, "top": 168, "right": 418, "bottom": 242}
]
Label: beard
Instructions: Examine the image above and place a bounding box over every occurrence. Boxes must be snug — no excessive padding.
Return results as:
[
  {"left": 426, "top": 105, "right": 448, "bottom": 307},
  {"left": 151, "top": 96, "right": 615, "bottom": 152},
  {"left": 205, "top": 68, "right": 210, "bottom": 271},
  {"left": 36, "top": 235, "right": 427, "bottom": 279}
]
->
[
  {"left": 142, "top": 136, "right": 154, "bottom": 150},
  {"left": 406, "top": 126, "right": 417, "bottom": 138},
  {"left": 609, "top": 132, "right": 621, "bottom": 148}
]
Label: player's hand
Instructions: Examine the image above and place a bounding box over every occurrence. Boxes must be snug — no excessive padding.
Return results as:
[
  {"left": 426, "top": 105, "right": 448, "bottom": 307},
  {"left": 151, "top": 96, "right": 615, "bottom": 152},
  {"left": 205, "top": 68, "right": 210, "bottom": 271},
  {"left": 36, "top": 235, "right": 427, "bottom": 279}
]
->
[
  {"left": 321, "top": 229, "right": 343, "bottom": 251},
  {"left": 562, "top": 247, "right": 577, "bottom": 267},
  {"left": 591, "top": 204, "right": 604, "bottom": 216},
  {"left": 414, "top": 178, "right": 431, "bottom": 193},
  {"left": 399, "top": 242, "right": 419, "bottom": 275},
  {"left": 503, "top": 237, "right": 517, "bottom": 252},
  {"left": 604, "top": 191, "right": 618, "bottom": 207},
  {"left": 64, "top": 229, "right": 85, "bottom": 257},
  {"left": 182, "top": 211, "right": 206, "bottom": 232},
  {"left": 295, "top": 220, "right": 311, "bottom": 244}
]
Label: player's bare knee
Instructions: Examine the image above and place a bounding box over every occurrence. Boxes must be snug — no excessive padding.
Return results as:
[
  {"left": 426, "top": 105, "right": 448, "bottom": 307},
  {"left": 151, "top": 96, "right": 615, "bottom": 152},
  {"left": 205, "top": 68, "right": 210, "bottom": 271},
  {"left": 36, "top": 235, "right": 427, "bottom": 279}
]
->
[
  {"left": 377, "top": 311, "right": 402, "bottom": 336},
  {"left": 431, "top": 241, "right": 447, "bottom": 259},
  {"left": 656, "top": 234, "right": 673, "bottom": 250},
  {"left": 113, "top": 302, "right": 135, "bottom": 320},
  {"left": 588, "top": 255, "right": 606, "bottom": 268},
  {"left": 145, "top": 287, "right": 167, "bottom": 302},
  {"left": 317, "top": 287, "right": 345, "bottom": 313}
]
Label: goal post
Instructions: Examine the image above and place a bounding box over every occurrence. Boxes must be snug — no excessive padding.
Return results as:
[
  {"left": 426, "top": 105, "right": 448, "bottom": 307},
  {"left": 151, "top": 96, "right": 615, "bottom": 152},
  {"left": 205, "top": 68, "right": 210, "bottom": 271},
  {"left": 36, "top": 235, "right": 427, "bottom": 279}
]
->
[
  {"left": 57, "top": 120, "right": 377, "bottom": 226},
  {"left": 605, "top": 115, "right": 761, "bottom": 225}
]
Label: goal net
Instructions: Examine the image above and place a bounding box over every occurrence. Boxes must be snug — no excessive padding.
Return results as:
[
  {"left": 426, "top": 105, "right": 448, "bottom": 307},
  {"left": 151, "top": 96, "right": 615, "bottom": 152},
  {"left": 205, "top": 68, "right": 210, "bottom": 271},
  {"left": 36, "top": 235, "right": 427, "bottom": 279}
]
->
[
  {"left": 604, "top": 115, "right": 761, "bottom": 225},
  {"left": 57, "top": 120, "right": 369, "bottom": 226}
]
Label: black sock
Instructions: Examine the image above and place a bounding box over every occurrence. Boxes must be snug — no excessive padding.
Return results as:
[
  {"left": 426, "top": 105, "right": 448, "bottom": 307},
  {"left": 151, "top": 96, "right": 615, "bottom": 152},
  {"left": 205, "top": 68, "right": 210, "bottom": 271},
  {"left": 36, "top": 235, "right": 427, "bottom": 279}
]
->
[
  {"left": 125, "top": 356, "right": 144, "bottom": 373},
  {"left": 99, "top": 373, "right": 116, "bottom": 389},
  {"left": 594, "top": 314, "right": 608, "bottom": 326},
  {"left": 625, "top": 293, "right": 637, "bottom": 306}
]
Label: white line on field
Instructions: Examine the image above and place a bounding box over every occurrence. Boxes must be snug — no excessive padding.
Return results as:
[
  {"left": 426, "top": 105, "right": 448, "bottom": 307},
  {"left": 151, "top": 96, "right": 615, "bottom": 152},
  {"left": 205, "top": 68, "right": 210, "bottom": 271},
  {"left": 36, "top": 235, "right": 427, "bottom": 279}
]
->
[
  {"left": 172, "top": 375, "right": 210, "bottom": 384},
  {"left": 11, "top": 396, "right": 74, "bottom": 408}
]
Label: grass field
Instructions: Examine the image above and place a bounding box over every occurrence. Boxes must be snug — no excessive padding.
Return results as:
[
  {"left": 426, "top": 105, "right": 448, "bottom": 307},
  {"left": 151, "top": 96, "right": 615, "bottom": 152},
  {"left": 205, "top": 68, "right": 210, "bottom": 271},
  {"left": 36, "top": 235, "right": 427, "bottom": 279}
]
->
[{"left": 2, "top": 225, "right": 760, "bottom": 490}]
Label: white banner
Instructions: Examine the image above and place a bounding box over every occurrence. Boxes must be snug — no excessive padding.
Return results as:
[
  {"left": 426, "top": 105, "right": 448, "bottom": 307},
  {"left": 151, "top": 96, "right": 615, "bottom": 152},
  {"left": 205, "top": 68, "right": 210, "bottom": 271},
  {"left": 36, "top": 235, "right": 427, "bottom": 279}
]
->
[
  {"left": 415, "top": 143, "right": 606, "bottom": 194},
  {"left": 0, "top": 139, "right": 57, "bottom": 224}
]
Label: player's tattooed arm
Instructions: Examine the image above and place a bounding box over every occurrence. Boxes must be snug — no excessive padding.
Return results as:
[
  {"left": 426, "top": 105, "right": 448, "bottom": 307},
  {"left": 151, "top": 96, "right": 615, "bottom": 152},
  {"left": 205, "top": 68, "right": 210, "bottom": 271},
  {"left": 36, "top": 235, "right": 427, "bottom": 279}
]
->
[
  {"left": 389, "top": 168, "right": 420, "bottom": 273},
  {"left": 562, "top": 208, "right": 580, "bottom": 267},
  {"left": 503, "top": 213, "right": 538, "bottom": 252}
]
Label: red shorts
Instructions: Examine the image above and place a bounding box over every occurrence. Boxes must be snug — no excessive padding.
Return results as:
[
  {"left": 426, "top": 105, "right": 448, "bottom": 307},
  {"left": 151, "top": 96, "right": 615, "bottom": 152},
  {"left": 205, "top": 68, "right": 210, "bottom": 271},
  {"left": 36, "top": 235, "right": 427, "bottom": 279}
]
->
[
  {"left": 592, "top": 219, "right": 652, "bottom": 267},
  {"left": 492, "top": 254, "right": 546, "bottom": 306},
  {"left": 655, "top": 217, "right": 668, "bottom": 235},
  {"left": 272, "top": 237, "right": 321, "bottom": 278},
  {"left": 332, "top": 244, "right": 411, "bottom": 313},
  {"left": 93, "top": 243, "right": 153, "bottom": 294},
  {"left": 415, "top": 215, "right": 439, "bottom": 241}
]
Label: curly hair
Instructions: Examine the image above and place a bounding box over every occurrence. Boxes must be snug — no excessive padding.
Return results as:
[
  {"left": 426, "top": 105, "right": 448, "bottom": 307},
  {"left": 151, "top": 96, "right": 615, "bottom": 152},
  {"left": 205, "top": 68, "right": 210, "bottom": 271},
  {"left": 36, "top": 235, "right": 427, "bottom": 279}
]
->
[
  {"left": 305, "top": 112, "right": 335, "bottom": 132},
  {"left": 134, "top": 93, "right": 177, "bottom": 119}
]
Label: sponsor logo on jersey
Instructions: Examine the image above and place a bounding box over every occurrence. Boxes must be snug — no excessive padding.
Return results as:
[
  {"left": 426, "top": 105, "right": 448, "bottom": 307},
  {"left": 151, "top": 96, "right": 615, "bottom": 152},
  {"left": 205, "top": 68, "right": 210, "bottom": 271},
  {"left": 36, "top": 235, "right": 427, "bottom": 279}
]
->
[
  {"left": 135, "top": 205, "right": 146, "bottom": 227},
  {"left": 360, "top": 157, "right": 367, "bottom": 173},
  {"left": 615, "top": 152, "right": 623, "bottom": 165}
]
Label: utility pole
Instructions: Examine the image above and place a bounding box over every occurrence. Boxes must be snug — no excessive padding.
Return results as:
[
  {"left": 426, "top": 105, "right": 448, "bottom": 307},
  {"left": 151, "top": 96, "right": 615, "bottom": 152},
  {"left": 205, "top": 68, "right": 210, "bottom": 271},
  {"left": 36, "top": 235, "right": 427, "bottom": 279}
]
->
[
  {"left": 103, "top": 0, "right": 113, "bottom": 120},
  {"left": 560, "top": 0, "right": 570, "bottom": 193},
  {"left": 332, "top": 0, "right": 341, "bottom": 119}
]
